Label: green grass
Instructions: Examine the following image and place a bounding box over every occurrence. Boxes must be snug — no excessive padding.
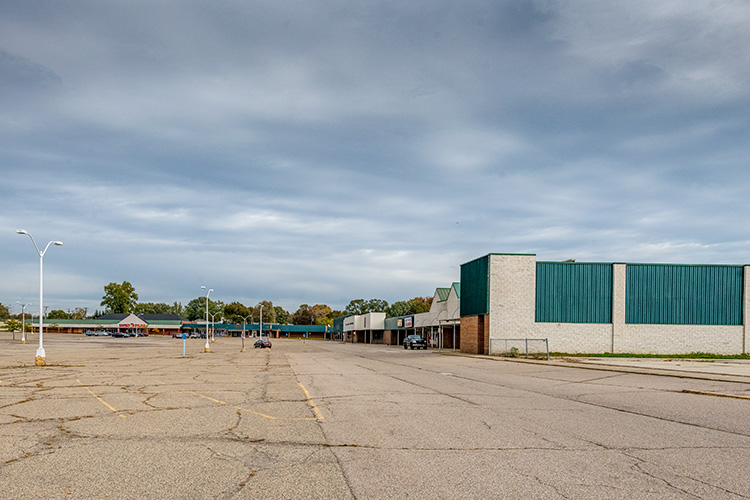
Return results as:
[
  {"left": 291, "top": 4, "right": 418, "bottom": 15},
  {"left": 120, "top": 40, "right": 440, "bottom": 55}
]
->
[{"left": 550, "top": 352, "right": 750, "bottom": 360}]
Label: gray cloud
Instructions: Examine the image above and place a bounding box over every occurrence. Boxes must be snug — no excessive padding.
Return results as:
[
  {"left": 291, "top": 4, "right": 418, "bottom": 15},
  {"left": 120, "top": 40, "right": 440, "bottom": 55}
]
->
[{"left": 3, "top": 0, "right": 750, "bottom": 314}]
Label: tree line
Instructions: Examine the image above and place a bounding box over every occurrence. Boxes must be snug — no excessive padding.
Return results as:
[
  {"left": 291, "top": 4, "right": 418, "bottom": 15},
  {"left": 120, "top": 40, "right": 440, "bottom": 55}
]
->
[{"left": 1, "top": 282, "right": 434, "bottom": 328}]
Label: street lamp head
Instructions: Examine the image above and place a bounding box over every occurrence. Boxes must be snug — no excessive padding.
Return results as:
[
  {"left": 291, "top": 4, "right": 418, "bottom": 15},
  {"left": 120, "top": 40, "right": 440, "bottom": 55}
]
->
[
  {"left": 201, "top": 285, "right": 206, "bottom": 290},
  {"left": 17, "top": 229, "right": 29, "bottom": 235},
  {"left": 53, "top": 241, "right": 63, "bottom": 246}
]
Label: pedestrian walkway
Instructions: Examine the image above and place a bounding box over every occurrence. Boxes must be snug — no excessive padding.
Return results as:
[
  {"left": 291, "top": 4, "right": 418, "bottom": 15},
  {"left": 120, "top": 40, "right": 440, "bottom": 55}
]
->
[
  {"left": 445, "top": 351, "right": 750, "bottom": 384},
  {"left": 567, "top": 356, "right": 750, "bottom": 382}
]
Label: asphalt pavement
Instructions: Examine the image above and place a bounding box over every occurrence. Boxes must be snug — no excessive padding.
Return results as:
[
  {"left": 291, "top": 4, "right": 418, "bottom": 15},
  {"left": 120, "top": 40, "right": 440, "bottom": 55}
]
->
[{"left": 3, "top": 333, "right": 750, "bottom": 499}]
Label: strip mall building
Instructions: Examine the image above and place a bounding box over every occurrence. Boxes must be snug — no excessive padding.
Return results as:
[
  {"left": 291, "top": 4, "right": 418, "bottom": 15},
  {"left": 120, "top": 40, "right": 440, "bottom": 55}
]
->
[
  {"left": 335, "top": 252, "right": 750, "bottom": 355},
  {"left": 460, "top": 253, "right": 750, "bottom": 355}
]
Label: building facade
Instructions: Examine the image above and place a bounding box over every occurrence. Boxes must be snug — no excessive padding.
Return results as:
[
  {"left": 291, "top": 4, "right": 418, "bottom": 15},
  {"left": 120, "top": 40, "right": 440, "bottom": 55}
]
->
[{"left": 460, "top": 253, "right": 750, "bottom": 355}]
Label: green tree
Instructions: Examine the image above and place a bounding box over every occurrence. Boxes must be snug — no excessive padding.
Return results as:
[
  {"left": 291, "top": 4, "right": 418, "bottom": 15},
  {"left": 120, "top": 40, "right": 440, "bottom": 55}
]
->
[
  {"left": 184, "top": 297, "right": 223, "bottom": 321},
  {"left": 315, "top": 307, "right": 345, "bottom": 327},
  {"left": 170, "top": 302, "right": 184, "bottom": 317},
  {"left": 224, "top": 302, "right": 251, "bottom": 324},
  {"left": 387, "top": 300, "right": 411, "bottom": 318},
  {"left": 3, "top": 319, "right": 21, "bottom": 333},
  {"left": 345, "top": 298, "right": 388, "bottom": 316},
  {"left": 386, "top": 297, "right": 433, "bottom": 318},
  {"left": 274, "top": 306, "right": 290, "bottom": 325},
  {"left": 254, "top": 301, "right": 276, "bottom": 324},
  {"left": 0, "top": 303, "right": 10, "bottom": 320},
  {"left": 134, "top": 302, "right": 173, "bottom": 315},
  {"left": 47, "top": 309, "right": 70, "bottom": 319},
  {"left": 101, "top": 281, "right": 139, "bottom": 314},
  {"left": 292, "top": 304, "right": 315, "bottom": 325}
]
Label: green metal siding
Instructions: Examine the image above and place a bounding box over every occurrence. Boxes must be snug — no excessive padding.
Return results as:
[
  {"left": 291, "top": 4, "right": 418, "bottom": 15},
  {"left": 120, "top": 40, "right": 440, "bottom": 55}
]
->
[
  {"left": 536, "top": 263, "right": 613, "bottom": 323},
  {"left": 384, "top": 317, "right": 400, "bottom": 330},
  {"left": 460, "top": 255, "right": 490, "bottom": 317},
  {"left": 626, "top": 264, "right": 743, "bottom": 325}
]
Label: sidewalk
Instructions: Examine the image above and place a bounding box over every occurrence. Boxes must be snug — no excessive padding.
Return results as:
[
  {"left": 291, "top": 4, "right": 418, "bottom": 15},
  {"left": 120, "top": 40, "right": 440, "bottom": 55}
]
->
[{"left": 444, "top": 351, "right": 750, "bottom": 384}]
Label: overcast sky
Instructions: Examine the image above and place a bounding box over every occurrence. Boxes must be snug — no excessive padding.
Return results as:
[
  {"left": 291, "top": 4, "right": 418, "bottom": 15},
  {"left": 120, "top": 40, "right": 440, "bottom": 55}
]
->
[{"left": 2, "top": 1, "right": 750, "bottom": 315}]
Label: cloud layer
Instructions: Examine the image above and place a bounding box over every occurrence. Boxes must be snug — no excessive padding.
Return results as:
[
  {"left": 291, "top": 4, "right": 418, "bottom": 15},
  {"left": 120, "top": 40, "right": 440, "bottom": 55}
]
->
[{"left": 3, "top": 1, "right": 750, "bottom": 313}]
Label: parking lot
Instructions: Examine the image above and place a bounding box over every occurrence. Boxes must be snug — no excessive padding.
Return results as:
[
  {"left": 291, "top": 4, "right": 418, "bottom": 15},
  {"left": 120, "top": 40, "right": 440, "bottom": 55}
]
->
[{"left": 2, "top": 334, "right": 750, "bottom": 499}]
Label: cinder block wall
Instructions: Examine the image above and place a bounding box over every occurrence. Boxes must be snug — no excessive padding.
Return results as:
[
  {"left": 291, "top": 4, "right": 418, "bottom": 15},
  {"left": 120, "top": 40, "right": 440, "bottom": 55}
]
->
[{"left": 481, "top": 254, "right": 750, "bottom": 355}]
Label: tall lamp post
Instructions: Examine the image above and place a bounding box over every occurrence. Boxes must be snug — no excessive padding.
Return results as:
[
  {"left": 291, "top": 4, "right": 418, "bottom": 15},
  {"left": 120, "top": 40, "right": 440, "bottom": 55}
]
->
[
  {"left": 208, "top": 313, "right": 221, "bottom": 343},
  {"left": 16, "top": 301, "right": 31, "bottom": 344},
  {"left": 200, "top": 286, "right": 213, "bottom": 352},
  {"left": 258, "top": 304, "right": 264, "bottom": 339},
  {"left": 16, "top": 230, "right": 63, "bottom": 366},
  {"left": 239, "top": 314, "right": 251, "bottom": 352}
]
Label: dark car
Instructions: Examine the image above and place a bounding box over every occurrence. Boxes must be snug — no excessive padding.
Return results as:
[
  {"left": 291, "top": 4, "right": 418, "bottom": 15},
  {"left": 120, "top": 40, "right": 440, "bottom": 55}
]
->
[
  {"left": 403, "top": 335, "right": 427, "bottom": 349},
  {"left": 254, "top": 338, "right": 272, "bottom": 348}
]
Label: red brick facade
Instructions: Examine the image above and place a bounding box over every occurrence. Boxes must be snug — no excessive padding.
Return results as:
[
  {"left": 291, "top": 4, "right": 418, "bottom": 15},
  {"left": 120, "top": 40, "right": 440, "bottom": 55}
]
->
[{"left": 460, "top": 315, "right": 488, "bottom": 354}]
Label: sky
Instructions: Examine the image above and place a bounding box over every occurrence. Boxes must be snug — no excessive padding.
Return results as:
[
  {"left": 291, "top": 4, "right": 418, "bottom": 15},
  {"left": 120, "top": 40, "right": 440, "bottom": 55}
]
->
[{"left": 2, "top": 1, "right": 750, "bottom": 315}]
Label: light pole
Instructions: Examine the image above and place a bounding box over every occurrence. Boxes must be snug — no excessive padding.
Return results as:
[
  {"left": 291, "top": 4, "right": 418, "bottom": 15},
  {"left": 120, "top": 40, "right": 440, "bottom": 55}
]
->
[
  {"left": 16, "top": 302, "right": 31, "bottom": 344},
  {"left": 208, "top": 312, "right": 220, "bottom": 343},
  {"left": 239, "top": 314, "right": 251, "bottom": 352},
  {"left": 16, "top": 230, "right": 63, "bottom": 366},
  {"left": 259, "top": 304, "right": 264, "bottom": 338},
  {"left": 200, "top": 286, "right": 213, "bottom": 353}
]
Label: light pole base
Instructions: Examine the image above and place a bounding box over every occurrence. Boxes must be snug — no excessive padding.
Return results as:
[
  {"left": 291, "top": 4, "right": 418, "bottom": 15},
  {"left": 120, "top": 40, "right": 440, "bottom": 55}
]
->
[
  {"left": 240, "top": 347, "right": 246, "bottom": 352},
  {"left": 21, "top": 340, "right": 26, "bottom": 344},
  {"left": 204, "top": 346, "right": 210, "bottom": 353},
  {"left": 35, "top": 356, "right": 46, "bottom": 366}
]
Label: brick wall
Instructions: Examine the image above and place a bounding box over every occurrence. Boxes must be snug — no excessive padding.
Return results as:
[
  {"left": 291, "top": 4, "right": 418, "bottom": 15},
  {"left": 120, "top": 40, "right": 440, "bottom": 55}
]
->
[{"left": 460, "top": 315, "right": 487, "bottom": 354}]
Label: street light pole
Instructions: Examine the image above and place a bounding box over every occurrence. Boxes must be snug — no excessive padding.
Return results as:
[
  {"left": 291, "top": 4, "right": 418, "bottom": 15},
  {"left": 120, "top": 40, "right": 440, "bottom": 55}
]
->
[
  {"left": 17, "top": 230, "right": 63, "bottom": 366},
  {"left": 208, "top": 312, "right": 220, "bottom": 343},
  {"left": 16, "top": 301, "right": 31, "bottom": 344},
  {"left": 201, "top": 286, "right": 213, "bottom": 353},
  {"left": 259, "top": 304, "right": 264, "bottom": 339},
  {"left": 240, "top": 314, "right": 250, "bottom": 352}
]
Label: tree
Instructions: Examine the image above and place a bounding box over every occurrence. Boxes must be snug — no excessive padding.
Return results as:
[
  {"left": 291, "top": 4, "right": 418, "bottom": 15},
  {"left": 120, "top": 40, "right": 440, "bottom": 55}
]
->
[
  {"left": 345, "top": 298, "right": 388, "bottom": 316},
  {"left": 315, "top": 307, "right": 344, "bottom": 327},
  {"left": 386, "top": 297, "right": 433, "bottom": 318},
  {"left": 292, "top": 304, "right": 334, "bottom": 325},
  {"left": 70, "top": 307, "right": 88, "bottom": 320},
  {"left": 101, "top": 281, "right": 139, "bottom": 314},
  {"left": 386, "top": 300, "right": 412, "bottom": 318},
  {"left": 0, "top": 303, "right": 10, "bottom": 320},
  {"left": 224, "top": 302, "right": 251, "bottom": 324},
  {"left": 3, "top": 319, "right": 21, "bottom": 334},
  {"left": 274, "top": 306, "right": 290, "bottom": 325},
  {"left": 134, "top": 302, "right": 173, "bottom": 315},
  {"left": 171, "top": 302, "right": 184, "bottom": 317},
  {"left": 47, "top": 309, "right": 70, "bottom": 319},
  {"left": 292, "top": 304, "right": 315, "bottom": 325},
  {"left": 254, "top": 301, "right": 276, "bottom": 324},
  {"left": 184, "top": 297, "right": 223, "bottom": 321}
]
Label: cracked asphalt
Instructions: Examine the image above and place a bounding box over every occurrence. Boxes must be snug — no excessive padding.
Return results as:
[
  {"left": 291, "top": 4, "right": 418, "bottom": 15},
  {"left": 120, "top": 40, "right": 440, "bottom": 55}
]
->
[{"left": 3, "top": 334, "right": 750, "bottom": 499}]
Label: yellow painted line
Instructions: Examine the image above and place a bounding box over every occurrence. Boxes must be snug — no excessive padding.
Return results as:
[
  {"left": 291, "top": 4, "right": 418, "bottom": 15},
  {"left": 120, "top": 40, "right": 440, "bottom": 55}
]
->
[
  {"left": 298, "top": 381, "right": 324, "bottom": 421},
  {"left": 190, "top": 386, "right": 323, "bottom": 421},
  {"left": 77, "top": 379, "right": 127, "bottom": 418},
  {"left": 683, "top": 390, "right": 750, "bottom": 401}
]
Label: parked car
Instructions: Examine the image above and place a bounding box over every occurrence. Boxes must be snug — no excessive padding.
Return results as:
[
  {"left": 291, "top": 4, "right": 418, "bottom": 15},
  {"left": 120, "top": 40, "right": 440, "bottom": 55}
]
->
[
  {"left": 112, "top": 331, "right": 129, "bottom": 338},
  {"left": 403, "top": 335, "right": 427, "bottom": 349},
  {"left": 254, "top": 338, "right": 272, "bottom": 348}
]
